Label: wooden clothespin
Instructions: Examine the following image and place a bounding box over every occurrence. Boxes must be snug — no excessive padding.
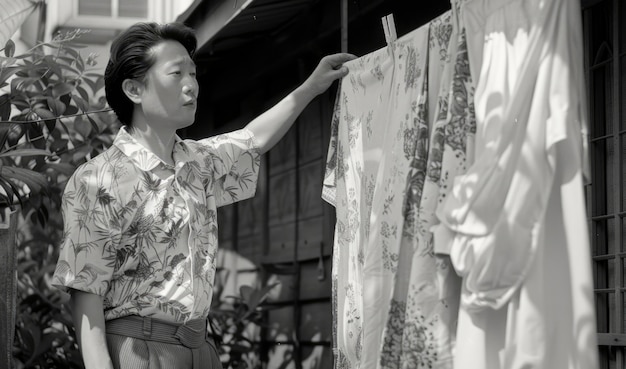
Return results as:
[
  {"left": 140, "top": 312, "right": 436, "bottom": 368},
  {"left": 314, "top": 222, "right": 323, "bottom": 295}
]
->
[{"left": 381, "top": 13, "right": 397, "bottom": 45}]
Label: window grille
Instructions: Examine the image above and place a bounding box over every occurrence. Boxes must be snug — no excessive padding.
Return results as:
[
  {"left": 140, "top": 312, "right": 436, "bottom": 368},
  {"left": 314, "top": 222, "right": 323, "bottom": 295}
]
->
[{"left": 583, "top": 0, "right": 626, "bottom": 367}]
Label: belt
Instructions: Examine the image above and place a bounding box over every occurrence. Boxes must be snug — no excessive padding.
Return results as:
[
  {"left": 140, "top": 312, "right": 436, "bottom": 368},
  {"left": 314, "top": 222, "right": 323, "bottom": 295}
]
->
[{"left": 106, "top": 315, "right": 217, "bottom": 368}]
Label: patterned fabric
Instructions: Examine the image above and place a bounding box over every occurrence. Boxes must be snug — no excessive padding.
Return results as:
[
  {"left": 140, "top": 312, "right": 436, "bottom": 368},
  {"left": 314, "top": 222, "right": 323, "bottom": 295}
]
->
[
  {"left": 52, "top": 127, "right": 260, "bottom": 323},
  {"left": 323, "top": 9, "right": 469, "bottom": 368},
  {"left": 434, "top": 0, "right": 599, "bottom": 367}
]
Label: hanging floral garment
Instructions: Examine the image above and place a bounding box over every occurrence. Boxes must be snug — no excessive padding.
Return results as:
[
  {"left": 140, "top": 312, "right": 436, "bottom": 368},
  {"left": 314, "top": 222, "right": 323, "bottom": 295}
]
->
[
  {"left": 433, "top": 0, "right": 599, "bottom": 367},
  {"left": 383, "top": 1, "right": 477, "bottom": 368},
  {"left": 323, "top": 6, "right": 475, "bottom": 367}
]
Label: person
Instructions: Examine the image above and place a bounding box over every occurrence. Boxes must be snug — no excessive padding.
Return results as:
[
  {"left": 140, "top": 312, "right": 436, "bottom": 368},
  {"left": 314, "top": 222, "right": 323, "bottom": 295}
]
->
[{"left": 51, "top": 22, "right": 355, "bottom": 369}]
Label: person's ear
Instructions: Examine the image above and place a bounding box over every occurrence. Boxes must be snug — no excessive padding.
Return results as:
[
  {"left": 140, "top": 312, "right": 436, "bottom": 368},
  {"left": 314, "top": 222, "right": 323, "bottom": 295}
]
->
[{"left": 122, "top": 79, "right": 144, "bottom": 104}]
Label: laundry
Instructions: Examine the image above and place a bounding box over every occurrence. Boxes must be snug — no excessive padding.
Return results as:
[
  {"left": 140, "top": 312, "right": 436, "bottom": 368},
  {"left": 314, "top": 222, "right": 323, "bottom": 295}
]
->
[
  {"left": 433, "top": 0, "right": 598, "bottom": 367},
  {"left": 323, "top": 0, "right": 598, "bottom": 368},
  {"left": 323, "top": 9, "right": 462, "bottom": 369}
]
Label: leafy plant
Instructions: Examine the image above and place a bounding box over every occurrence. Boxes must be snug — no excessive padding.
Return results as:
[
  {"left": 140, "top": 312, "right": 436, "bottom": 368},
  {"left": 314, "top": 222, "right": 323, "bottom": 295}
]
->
[
  {"left": 0, "top": 30, "right": 116, "bottom": 212},
  {"left": 209, "top": 280, "right": 279, "bottom": 369},
  {"left": 0, "top": 31, "right": 119, "bottom": 369}
]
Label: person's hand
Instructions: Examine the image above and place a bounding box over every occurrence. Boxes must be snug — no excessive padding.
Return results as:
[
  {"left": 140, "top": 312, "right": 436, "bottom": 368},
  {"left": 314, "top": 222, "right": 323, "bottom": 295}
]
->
[{"left": 303, "top": 53, "right": 357, "bottom": 96}]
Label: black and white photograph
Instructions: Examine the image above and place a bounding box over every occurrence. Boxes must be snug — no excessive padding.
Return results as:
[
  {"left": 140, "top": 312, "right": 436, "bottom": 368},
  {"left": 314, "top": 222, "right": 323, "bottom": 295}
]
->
[{"left": 0, "top": 0, "right": 616, "bottom": 368}]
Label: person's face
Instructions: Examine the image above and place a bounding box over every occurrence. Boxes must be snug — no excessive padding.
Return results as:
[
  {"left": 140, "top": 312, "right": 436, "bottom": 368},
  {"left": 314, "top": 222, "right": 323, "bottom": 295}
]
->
[{"left": 136, "top": 40, "right": 198, "bottom": 129}]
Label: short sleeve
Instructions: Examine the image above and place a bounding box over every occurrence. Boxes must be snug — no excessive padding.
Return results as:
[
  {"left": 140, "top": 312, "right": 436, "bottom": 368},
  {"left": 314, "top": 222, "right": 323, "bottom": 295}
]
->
[
  {"left": 52, "top": 163, "right": 119, "bottom": 296},
  {"left": 321, "top": 87, "right": 342, "bottom": 207},
  {"left": 197, "top": 128, "right": 261, "bottom": 208}
]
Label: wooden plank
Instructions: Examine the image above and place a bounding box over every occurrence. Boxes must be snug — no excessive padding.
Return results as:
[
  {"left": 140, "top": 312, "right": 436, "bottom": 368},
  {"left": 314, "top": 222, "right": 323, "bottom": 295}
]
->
[
  {"left": 598, "top": 333, "right": 626, "bottom": 346},
  {"left": 299, "top": 258, "right": 331, "bottom": 300},
  {"left": 0, "top": 209, "right": 18, "bottom": 369},
  {"left": 268, "top": 223, "right": 296, "bottom": 263},
  {"left": 298, "top": 160, "right": 324, "bottom": 220},
  {"left": 268, "top": 169, "right": 297, "bottom": 227}
]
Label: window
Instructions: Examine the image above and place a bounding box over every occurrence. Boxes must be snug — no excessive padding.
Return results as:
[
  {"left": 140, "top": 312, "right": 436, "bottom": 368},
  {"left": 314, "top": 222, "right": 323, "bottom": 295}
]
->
[
  {"left": 77, "top": 0, "right": 148, "bottom": 19},
  {"left": 583, "top": 0, "right": 626, "bottom": 367},
  {"left": 70, "top": 0, "right": 153, "bottom": 29}
]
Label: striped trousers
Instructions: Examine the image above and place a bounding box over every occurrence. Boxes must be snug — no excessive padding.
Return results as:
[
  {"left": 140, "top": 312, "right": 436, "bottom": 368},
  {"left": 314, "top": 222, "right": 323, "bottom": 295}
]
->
[{"left": 105, "top": 316, "right": 223, "bottom": 369}]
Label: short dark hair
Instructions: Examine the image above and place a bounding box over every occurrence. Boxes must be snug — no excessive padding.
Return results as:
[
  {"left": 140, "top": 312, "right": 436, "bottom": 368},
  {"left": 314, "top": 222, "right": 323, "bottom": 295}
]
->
[{"left": 104, "top": 22, "right": 197, "bottom": 127}]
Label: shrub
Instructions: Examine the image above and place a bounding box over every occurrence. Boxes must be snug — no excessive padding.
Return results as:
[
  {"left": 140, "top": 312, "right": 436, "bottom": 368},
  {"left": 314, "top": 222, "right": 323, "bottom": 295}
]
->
[{"left": 0, "top": 31, "right": 118, "bottom": 369}]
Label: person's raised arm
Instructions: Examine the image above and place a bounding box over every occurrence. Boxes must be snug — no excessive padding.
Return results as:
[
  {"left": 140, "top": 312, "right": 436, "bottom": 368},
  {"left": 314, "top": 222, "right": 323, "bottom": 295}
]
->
[
  {"left": 71, "top": 290, "right": 114, "bottom": 369},
  {"left": 245, "top": 53, "right": 356, "bottom": 154}
]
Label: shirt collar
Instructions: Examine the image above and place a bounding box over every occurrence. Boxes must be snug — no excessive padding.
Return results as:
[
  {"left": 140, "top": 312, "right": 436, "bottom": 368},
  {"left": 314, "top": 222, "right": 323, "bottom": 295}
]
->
[{"left": 113, "top": 126, "right": 183, "bottom": 172}]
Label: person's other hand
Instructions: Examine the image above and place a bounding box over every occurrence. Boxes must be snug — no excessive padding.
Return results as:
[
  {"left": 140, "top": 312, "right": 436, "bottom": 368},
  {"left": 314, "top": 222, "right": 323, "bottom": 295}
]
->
[{"left": 304, "top": 53, "right": 357, "bottom": 96}]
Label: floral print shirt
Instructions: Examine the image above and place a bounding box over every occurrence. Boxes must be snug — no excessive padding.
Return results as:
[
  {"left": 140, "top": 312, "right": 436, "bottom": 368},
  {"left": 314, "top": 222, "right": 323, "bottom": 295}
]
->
[{"left": 52, "top": 127, "right": 260, "bottom": 323}]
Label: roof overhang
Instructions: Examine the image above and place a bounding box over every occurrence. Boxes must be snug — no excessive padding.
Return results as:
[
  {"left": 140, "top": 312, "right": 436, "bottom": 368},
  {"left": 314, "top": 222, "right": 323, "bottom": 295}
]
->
[{"left": 179, "top": 0, "right": 319, "bottom": 56}]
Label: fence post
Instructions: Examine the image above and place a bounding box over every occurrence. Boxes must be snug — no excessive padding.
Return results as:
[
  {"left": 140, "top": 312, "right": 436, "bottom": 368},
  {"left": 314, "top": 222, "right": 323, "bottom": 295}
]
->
[{"left": 0, "top": 207, "right": 18, "bottom": 369}]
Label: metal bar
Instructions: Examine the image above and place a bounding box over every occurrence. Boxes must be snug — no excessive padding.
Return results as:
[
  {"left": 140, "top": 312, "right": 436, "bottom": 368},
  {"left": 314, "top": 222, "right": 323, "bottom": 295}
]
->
[
  {"left": 612, "top": 2, "right": 623, "bottom": 350},
  {"left": 591, "top": 134, "right": 617, "bottom": 142},
  {"left": 592, "top": 254, "right": 617, "bottom": 261},
  {"left": 593, "top": 252, "right": 626, "bottom": 260},
  {"left": 590, "top": 58, "right": 613, "bottom": 70},
  {"left": 341, "top": 0, "right": 348, "bottom": 53},
  {"left": 591, "top": 214, "right": 617, "bottom": 221},
  {"left": 293, "top": 59, "right": 304, "bottom": 369},
  {"left": 596, "top": 288, "right": 619, "bottom": 293}
]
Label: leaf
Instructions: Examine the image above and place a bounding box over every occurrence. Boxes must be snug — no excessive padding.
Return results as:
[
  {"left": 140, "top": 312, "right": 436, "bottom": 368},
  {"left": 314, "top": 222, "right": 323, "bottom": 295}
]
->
[
  {"left": 41, "top": 55, "right": 63, "bottom": 79},
  {"left": 0, "top": 148, "right": 52, "bottom": 158},
  {"left": 76, "top": 85, "right": 89, "bottom": 103},
  {"left": 72, "top": 145, "right": 91, "bottom": 164},
  {"left": 11, "top": 77, "right": 38, "bottom": 91},
  {"left": 60, "top": 94, "right": 78, "bottom": 115},
  {"left": 44, "top": 118, "right": 57, "bottom": 132},
  {"left": 11, "top": 95, "right": 29, "bottom": 111},
  {"left": 82, "top": 76, "right": 104, "bottom": 94},
  {"left": 6, "top": 124, "right": 25, "bottom": 147},
  {"left": 43, "top": 162, "right": 75, "bottom": 176},
  {"left": 0, "top": 177, "right": 18, "bottom": 206},
  {"left": 4, "top": 40, "right": 15, "bottom": 58},
  {"left": 65, "top": 42, "right": 88, "bottom": 49},
  {"left": 74, "top": 115, "right": 91, "bottom": 138},
  {"left": 46, "top": 97, "right": 66, "bottom": 116},
  {"left": 82, "top": 77, "right": 97, "bottom": 94},
  {"left": 0, "top": 94, "right": 10, "bottom": 121},
  {"left": 49, "top": 138, "right": 68, "bottom": 153},
  {"left": 37, "top": 205, "right": 49, "bottom": 225},
  {"left": 75, "top": 54, "right": 85, "bottom": 73},
  {"left": 33, "top": 108, "right": 57, "bottom": 131},
  {"left": 51, "top": 82, "right": 74, "bottom": 98},
  {"left": 32, "top": 108, "right": 55, "bottom": 120},
  {"left": 27, "top": 122, "right": 45, "bottom": 149},
  {"left": 72, "top": 93, "right": 89, "bottom": 112},
  {"left": 1, "top": 166, "right": 48, "bottom": 193},
  {"left": 0, "top": 125, "right": 9, "bottom": 149},
  {"left": 87, "top": 116, "right": 99, "bottom": 134}
]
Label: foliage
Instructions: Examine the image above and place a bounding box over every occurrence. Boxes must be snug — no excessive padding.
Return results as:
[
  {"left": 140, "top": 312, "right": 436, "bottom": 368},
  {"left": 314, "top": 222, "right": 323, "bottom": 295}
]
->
[
  {"left": 209, "top": 280, "right": 279, "bottom": 369},
  {"left": 0, "top": 31, "right": 116, "bottom": 211},
  {"left": 0, "top": 31, "right": 119, "bottom": 368}
]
